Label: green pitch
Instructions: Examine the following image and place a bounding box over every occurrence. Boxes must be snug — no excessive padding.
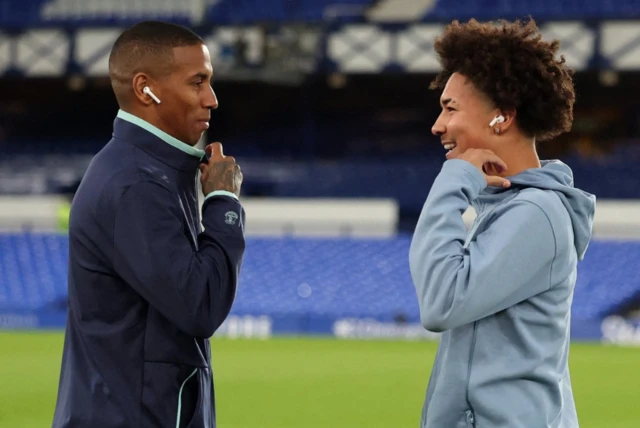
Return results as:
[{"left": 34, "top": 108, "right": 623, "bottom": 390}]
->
[{"left": 1, "top": 332, "right": 639, "bottom": 428}]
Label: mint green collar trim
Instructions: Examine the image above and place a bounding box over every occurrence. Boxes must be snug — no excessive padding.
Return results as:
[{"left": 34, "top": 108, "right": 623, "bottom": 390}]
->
[{"left": 117, "top": 109, "right": 205, "bottom": 158}]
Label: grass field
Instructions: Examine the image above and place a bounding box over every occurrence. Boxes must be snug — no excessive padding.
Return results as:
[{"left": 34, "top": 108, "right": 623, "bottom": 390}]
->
[{"left": 1, "top": 332, "right": 639, "bottom": 427}]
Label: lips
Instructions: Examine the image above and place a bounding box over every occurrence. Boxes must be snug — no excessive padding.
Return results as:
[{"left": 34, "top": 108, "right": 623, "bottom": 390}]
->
[
  {"left": 442, "top": 141, "right": 457, "bottom": 159},
  {"left": 442, "top": 141, "right": 457, "bottom": 151}
]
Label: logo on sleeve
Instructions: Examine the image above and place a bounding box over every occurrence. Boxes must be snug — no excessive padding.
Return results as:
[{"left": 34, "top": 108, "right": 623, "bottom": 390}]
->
[{"left": 224, "top": 211, "right": 238, "bottom": 225}]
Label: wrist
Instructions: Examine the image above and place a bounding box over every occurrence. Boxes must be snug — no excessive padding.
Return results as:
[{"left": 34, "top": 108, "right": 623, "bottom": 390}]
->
[
  {"left": 440, "top": 159, "right": 487, "bottom": 198},
  {"left": 204, "top": 190, "right": 239, "bottom": 201}
]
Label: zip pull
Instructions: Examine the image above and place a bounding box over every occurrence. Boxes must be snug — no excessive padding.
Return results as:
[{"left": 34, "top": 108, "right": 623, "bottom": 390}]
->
[{"left": 466, "top": 409, "right": 475, "bottom": 426}]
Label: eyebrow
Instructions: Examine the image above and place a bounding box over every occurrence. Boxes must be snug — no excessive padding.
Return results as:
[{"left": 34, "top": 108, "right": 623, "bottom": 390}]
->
[
  {"left": 441, "top": 98, "right": 456, "bottom": 107},
  {"left": 190, "top": 72, "right": 211, "bottom": 81}
]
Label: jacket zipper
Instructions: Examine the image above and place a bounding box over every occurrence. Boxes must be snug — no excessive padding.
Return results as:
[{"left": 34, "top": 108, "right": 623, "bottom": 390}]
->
[
  {"left": 176, "top": 368, "right": 198, "bottom": 428},
  {"left": 465, "top": 321, "right": 478, "bottom": 426}
]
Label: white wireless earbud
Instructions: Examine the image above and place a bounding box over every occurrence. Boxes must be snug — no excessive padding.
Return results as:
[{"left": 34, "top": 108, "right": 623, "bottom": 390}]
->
[
  {"left": 489, "top": 115, "right": 505, "bottom": 127},
  {"left": 143, "top": 86, "right": 161, "bottom": 104}
]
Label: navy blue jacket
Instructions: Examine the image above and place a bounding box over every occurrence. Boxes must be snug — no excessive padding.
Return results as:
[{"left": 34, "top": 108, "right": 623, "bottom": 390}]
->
[{"left": 52, "top": 110, "right": 246, "bottom": 428}]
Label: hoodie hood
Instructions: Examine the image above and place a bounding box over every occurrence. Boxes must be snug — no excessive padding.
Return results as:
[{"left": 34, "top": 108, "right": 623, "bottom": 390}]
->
[{"left": 477, "top": 160, "right": 596, "bottom": 260}]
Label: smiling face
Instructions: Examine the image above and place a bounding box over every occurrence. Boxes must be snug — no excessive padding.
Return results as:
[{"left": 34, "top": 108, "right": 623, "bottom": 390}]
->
[
  {"left": 431, "top": 72, "right": 499, "bottom": 160},
  {"left": 151, "top": 44, "right": 219, "bottom": 146}
]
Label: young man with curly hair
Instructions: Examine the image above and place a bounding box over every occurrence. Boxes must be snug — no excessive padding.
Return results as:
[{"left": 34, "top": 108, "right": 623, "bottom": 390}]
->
[{"left": 409, "top": 19, "right": 596, "bottom": 427}]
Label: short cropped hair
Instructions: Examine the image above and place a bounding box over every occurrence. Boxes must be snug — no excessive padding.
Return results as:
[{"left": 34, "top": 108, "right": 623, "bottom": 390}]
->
[
  {"left": 108, "top": 21, "right": 204, "bottom": 105},
  {"left": 430, "top": 18, "right": 576, "bottom": 141}
]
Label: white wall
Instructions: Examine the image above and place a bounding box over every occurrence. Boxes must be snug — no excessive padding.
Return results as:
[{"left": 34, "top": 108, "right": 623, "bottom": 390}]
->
[
  {"left": 0, "top": 196, "right": 399, "bottom": 238},
  {"left": 0, "top": 196, "right": 639, "bottom": 240}
]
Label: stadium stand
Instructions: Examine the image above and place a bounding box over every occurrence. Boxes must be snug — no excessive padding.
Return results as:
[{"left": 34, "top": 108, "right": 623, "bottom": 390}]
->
[
  {"left": 0, "top": 0, "right": 377, "bottom": 27},
  {"left": 2, "top": 142, "right": 640, "bottom": 212},
  {"left": 2, "top": 4, "right": 640, "bottom": 428},
  {"left": 368, "top": 0, "right": 640, "bottom": 21},
  {"left": 40, "top": 0, "right": 200, "bottom": 26},
  {"left": 1, "top": 0, "right": 640, "bottom": 345},
  {"left": 206, "top": 0, "right": 376, "bottom": 24},
  {"left": 2, "top": 0, "right": 640, "bottom": 28},
  {"left": 423, "top": 0, "right": 640, "bottom": 20},
  {"left": 1, "top": 233, "right": 639, "bottom": 334}
]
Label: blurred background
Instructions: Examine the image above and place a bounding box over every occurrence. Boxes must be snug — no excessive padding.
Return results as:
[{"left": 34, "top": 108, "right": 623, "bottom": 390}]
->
[{"left": 1, "top": 1, "right": 640, "bottom": 427}]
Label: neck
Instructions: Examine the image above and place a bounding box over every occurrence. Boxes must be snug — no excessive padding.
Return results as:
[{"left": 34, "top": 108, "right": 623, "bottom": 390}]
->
[
  {"left": 123, "top": 105, "right": 197, "bottom": 147},
  {"left": 494, "top": 136, "right": 541, "bottom": 177},
  {"left": 126, "top": 106, "right": 161, "bottom": 129}
]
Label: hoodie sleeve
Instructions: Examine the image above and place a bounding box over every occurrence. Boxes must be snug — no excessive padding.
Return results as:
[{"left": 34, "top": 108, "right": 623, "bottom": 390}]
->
[
  {"left": 409, "top": 159, "right": 557, "bottom": 333},
  {"left": 112, "top": 180, "right": 245, "bottom": 338}
]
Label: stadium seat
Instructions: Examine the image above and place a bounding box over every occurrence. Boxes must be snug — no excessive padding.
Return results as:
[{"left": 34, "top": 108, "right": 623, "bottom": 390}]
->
[
  {"left": 2, "top": 141, "right": 640, "bottom": 204},
  {"left": 39, "top": 0, "right": 198, "bottom": 26},
  {"left": 424, "top": 0, "right": 640, "bottom": 21},
  {"left": 206, "top": 0, "right": 375, "bottom": 24},
  {"left": 1, "top": 234, "right": 639, "bottom": 328},
  {"left": 3, "top": 0, "right": 640, "bottom": 28},
  {"left": 0, "top": 0, "right": 48, "bottom": 28}
]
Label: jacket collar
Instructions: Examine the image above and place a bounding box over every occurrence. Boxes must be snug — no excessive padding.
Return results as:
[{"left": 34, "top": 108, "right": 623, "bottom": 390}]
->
[{"left": 113, "top": 109, "right": 205, "bottom": 172}]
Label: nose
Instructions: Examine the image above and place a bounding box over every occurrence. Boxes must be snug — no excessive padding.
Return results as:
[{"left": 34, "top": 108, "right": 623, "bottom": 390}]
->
[
  {"left": 432, "top": 112, "right": 446, "bottom": 136},
  {"left": 204, "top": 86, "right": 219, "bottom": 110}
]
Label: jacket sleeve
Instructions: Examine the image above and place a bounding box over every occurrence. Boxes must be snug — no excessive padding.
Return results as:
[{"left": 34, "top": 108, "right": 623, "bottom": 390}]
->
[
  {"left": 408, "top": 159, "right": 557, "bottom": 333},
  {"left": 112, "top": 180, "right": 245, "bottom": 338}
]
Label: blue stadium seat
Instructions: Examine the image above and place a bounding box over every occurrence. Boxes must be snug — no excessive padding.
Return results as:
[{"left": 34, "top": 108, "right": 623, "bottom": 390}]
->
[
  {"left": 206, "top": 0, "right": 375, "bottom": 24},
  {"left": 0, "top": 0, "right": 48, "bottom": 28},
  {"left": 1, "top": 234, "right": 639, "bottom": 328},
  {"left": 424, "top": 0, "right": 640, "bottom": 20},
  {"left": 39, "top": 0, "right": 196, "bottom": 26},
  {"left": 2, "top": 0, "right": 640, "bottom": 28},
  {"left": 0, "top": 233, "right": 68, "bottom": 310},
  {"left": 0, "top": 0, "right": 197, "bottom": 27},
  {"left": 231, "top": 237, "right": 420, "bottom": 319}
]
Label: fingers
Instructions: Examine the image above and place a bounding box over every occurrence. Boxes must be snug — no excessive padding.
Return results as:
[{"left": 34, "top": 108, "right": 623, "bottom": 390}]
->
[
  {"left": 199, "top": 143, "right": 243, "bottom": 196},
  {"left": 488, "top": 159, "right": 507, "bottom": 174},
  {"left": 207, "top": 142, "right": 224, "bottom": 158},
  {"left": 200, "top": 148, "right": 237, "bottom": 174},
  {"left": 486, "top": 176, "right": 511, "bottom": 188},
  {"left": 480, "top": 150, "right": 507, "bottom": 173},
  {"left": 458, "top": 149, "right": 510, "bottom": 187},
  {"left": 482, "top": 161, "right": 506, "bottom": 176},
  {"left": 481, "top": 151, "right": 509, "bottom": 187}
]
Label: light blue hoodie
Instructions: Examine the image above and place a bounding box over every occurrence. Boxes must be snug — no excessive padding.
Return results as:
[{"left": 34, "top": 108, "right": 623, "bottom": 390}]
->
[{"left": 409, "top": 159, "right": 596, "bottom": 428}]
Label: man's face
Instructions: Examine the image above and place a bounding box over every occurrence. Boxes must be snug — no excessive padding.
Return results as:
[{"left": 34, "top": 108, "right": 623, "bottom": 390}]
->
[
  {"left": 155, "top": 44, "right": 218, "bottom": 146},
  {"left": 431, "top": 72, "right": 497, "bottom": 160}
]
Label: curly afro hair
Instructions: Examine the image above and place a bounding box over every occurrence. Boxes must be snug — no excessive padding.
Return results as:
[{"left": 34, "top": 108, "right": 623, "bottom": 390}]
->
[{"left": 430, "top": 18, "right": 576, "bottom": 141}]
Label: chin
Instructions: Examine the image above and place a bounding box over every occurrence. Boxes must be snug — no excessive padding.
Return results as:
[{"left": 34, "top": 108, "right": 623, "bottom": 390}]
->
[
  {"left": 445, "top": 147, "right": 462, "bottom": 160},
  {"left": 186, "top": 135, "right": 202, "bottom": 147}
]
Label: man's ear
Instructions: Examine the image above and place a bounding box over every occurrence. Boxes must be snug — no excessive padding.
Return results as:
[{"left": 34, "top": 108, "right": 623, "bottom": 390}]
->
[{"left": 132, "top": 73, "right": 155, "bottom": 106}]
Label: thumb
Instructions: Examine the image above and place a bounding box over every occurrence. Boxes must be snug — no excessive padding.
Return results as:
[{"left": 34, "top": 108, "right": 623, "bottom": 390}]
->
[
  {"left": 209, "top": 142, "right": 224, "bottom": 158},
  {"left": 486, "top": 176, "right": 511, "bottom": 188}
]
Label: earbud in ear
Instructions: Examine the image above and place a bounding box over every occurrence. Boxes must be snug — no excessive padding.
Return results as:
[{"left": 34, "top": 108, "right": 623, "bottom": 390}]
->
[
  {"left": 489, "top": 115, "right": 505, "bottom": 127},
  {"left": 143, "top": 86, "right": 161, "bottom": 104}
]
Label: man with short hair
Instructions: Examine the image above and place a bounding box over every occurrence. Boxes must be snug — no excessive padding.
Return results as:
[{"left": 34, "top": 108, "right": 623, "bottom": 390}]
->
[{"left": 52, "top": 21, "right": 245, "bottom": 428}]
